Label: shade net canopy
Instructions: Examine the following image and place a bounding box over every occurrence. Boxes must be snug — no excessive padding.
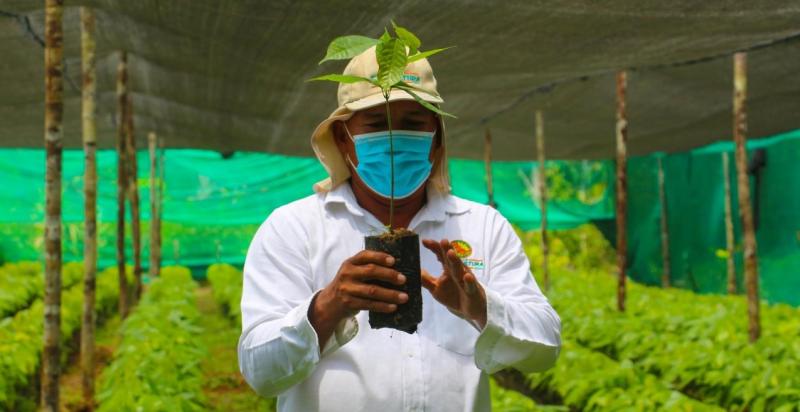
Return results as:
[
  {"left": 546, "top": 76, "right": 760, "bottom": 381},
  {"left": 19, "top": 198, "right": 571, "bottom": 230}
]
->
[
  {"left": 0, "top": 148, "right": 614, "bottom": 267},
  {"left": 1, "top": 1, "right": 799, "bottom": 159},
  {"left": 1, "top": 128, "right": 798, "bottom": 305},
  {"left": 623, "top": 129, "right": 800, "bottom": 306}
]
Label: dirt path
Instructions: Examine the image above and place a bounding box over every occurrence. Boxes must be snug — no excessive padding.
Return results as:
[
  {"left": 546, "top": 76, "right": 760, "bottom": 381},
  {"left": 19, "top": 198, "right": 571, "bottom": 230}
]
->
[
  {"left": 195, "top": 286, "right": 275, "bottom": 411},
  {"left": 57, "top": 314, "right": 121, "bottom": 412}
]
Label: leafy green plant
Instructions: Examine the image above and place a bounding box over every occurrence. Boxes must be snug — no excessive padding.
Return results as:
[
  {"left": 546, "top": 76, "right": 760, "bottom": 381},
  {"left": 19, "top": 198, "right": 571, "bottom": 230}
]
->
[
  {"left": 527, "top": 340, "right": 724, "bottom": 411},
  {"left": 206, "top": 263, "right": 243, "bottom": 325},
  {"left": 533, "top": 264, "right": 800, "bottom": 411},
  {"left": 97, "top": 266, "right": 206, "bottom": 412},
  {"left": 0, "top": 261, "right": 83, "bottom": 319},
  {"left": 311, "top": 22, "right": 453, "bottom": 231},
  {"left": 0, "top": 263, "right": 121, "bottom": 411}
]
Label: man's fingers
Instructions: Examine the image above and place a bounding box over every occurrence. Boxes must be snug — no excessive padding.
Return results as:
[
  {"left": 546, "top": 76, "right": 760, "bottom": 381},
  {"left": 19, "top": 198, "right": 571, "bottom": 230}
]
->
[
  {"left": 422, "top": 239, "right": 447, "bottom": 265},
  {"left": 347, "top": 283, "right": 408, "bottom": 305},
  {"left": 446, "top": 249, "right": 467, "bottom": 288},
  {"left": 352, "top": 263, "right": 406, "bottom": 285},
  {"left": 341, "top": 295, "right": 398, "bottom": 313},
  {"left": 350, "top": 250, "right": 396, "bottom": 267},
  {"left": 421, "top": 269, "right": 437, "bottom": 291},
  {"left": 463, "top": 271, "right": 478, "bottom": 295}
]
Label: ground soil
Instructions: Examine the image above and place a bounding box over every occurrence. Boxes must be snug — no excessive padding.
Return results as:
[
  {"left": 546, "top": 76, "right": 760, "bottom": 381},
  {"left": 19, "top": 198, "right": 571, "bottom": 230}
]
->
[
  {"left": 58, "top": 314, "right": 120, "bottom": 412},
  {"left": 195, "top": 286, "right": 276, "bottom": 411}
]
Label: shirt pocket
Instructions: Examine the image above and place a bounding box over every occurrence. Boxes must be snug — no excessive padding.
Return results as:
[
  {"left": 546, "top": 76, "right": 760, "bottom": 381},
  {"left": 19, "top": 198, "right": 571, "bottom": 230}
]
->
[
  {"left": 426, "top": 302, "right": 481, "bottom": 356},
  {"left": 420, "top": 256, "right": 483, "bottom": 357}
]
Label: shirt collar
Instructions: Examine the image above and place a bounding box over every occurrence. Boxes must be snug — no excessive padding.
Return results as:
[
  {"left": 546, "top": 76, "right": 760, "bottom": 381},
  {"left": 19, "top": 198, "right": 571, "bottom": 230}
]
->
[{"left": 323, "top": 182, "right": 469, "bottom": 227}]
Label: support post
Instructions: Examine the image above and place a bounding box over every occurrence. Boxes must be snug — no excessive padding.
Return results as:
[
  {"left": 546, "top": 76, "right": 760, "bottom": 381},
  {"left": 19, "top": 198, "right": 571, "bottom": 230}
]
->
[
  {"left": 615, "top": 71, "right": 628, "bottom": 312},
  {"left": 657, "top": 156, "right": 671, "bottom": 288},
  {"left": 484, "top": 129, "right": 495, "bottom": 209},
  {"left": 722, "top": 152, "right": 737, "bottom": 294},
  {"left": 535, "top": 111, "right": 549, "bottom": 291},
  {"left": 79, "top": 6, "right": 97, "bottom": 411},
  {"left": 732, "top": 52, "right": 760, "bottom": 342},
  {"left": 148, "top": 132, "right": 159, "bottom": 277},
  {"left": 116, "top": 51, "right": 130, "bottom": 319},
  {"left": 41, "top": 0, "right": 64, "bottom": 409},
  {"left": 156, "top": 137, "right": 165, "bottom": 273},
  {"left": 126, "top": 96, "right": 142, "bottom": 302}
]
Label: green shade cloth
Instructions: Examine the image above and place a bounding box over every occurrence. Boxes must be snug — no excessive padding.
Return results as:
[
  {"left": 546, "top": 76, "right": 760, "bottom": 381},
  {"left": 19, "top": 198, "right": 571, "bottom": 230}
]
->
[
  {"left": 624, "top": 129, "right": 800, "bottom": 305},
  {"left": 0, "top": 150, "right": 612, "bottom": 267}
]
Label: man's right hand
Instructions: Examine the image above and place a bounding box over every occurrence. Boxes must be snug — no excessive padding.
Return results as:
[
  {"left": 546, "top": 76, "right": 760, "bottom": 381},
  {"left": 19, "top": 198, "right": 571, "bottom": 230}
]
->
[{"left": 308, "top": 250, "right": 408, "bottom": 349}]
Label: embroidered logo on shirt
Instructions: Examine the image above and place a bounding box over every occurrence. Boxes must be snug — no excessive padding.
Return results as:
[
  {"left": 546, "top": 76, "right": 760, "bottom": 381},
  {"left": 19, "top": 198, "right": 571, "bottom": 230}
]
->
[
  {"left": 451, "top": 240, "right": 472, "bottom": 258},
  {"left": 462, "top": 258, "right": 485, "bottom": 270},
  {"left": 451, "top": 240, "right": 485, "bottom": 270}
]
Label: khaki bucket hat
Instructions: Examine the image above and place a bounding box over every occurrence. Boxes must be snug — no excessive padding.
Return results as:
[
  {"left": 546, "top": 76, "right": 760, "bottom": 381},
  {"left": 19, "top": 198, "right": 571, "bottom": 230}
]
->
[{"left": 310, "top": 45, "right": 451, "bottom": 194}]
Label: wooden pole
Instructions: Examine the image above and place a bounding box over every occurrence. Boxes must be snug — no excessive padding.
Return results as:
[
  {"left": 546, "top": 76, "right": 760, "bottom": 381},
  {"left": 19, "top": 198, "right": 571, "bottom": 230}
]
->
[
  {"left": 126, "top": 96, "right": 142, "bottom": 302},
  {"left": 484, "top": 129, "right": 496, "bottom": 209},
  {"left": 657, "top": 156, "right": 671, "bottom": 288},
  {"left": 148, "top": 132, "right": 159, "bottom": 277},
  {"left": 156, "top": 137, "right": 165, "bottom": 273},
  {"left": 722, "top": 152, "right": 737, "bottom": 294},
  {"left": 41, "top": 0, "right": 64, "bottom": 409},
  {"left": 535, "top": 111, "right": 549, "bottom": 291},
  {"left": 116, "top": 51, "right": 130, "bottom": 319},
  {"left": 732, "top": 52, "right": 760, "bottom": 342},
  {"left": 615, "top": 71, "right": 628, "bottom": 312},
  {"left": 79, "top": 7, "right": 97, "bottom": 411}
]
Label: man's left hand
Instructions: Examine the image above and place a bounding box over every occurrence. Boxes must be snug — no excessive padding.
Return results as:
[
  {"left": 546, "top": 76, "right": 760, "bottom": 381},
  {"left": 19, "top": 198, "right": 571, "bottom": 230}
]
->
[{"left": 421, "top": 239, "right": 487, "bottom": 329}]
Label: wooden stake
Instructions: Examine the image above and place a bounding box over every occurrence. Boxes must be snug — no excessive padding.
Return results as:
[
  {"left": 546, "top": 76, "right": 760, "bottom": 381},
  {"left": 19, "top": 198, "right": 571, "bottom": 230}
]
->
[
  {"left": 116, "top": 51, "right": 130, "bottom": 319},
  {"left": 732, "top": 52, "right": 761, "bottom": 342},
  {"left": 535, "top": 111, "right": 549, "bottom": 291},
  {"left": 722, "top": 152, "right": 737, "bottom": 294},
  {"left": 156, "top": 137, "right": 165, "bottom": 273},
  {"left": 484, "top": 129, "right": 496, "bottom": 208},
  {"left": 657, "top": 156, "right": 671, "bottom": 288},
  {"left": 125, "top": 95, "right": 142, "bottom": 302},
  {"left": 615, "top": 71, "right": 628, "bottom": 312},
  {"left": 148, "top": 132, "right": 160, "bottom": 277},
  {"left": 41, "top": 0, "right": 64, "bottom": 409},
  {"left": 79, "top": 7, "right": 97, "bottom": 410}
]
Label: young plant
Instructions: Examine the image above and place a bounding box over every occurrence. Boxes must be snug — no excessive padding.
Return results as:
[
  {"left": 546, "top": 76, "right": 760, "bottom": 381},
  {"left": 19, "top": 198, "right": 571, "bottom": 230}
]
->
[
  {"left": 311, "top": 21, "right": 454, "bottom": 232},
  {"left": 311, "top": 23, "right": 455, "bottom": 333}
]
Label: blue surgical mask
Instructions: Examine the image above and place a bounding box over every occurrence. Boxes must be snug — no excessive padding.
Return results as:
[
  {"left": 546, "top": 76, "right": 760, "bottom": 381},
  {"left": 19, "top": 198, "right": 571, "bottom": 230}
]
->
[{"left": 345, "top": 126, "right": 436, "bottom": 199}]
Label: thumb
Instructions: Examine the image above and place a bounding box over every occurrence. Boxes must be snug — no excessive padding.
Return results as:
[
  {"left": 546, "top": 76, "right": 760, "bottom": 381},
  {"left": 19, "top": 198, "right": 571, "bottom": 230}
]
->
[{"left": 421, "top": 269, "right": 437, "bottom": 291}]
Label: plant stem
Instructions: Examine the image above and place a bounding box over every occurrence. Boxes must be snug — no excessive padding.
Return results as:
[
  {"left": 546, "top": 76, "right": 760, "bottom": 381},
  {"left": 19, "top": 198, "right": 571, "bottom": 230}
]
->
[{"left": 384, "top": 94, "right": 395, "bottom": 232}]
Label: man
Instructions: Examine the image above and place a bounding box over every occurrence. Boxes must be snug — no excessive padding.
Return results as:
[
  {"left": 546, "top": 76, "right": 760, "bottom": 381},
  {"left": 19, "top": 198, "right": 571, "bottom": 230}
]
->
[{"left": 239, "top": 46, "right": 561, "bottom": 411}]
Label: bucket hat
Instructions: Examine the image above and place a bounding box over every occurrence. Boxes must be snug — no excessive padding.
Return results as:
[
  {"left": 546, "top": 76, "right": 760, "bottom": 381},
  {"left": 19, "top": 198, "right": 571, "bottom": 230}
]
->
[{"left": 310, "top": 45, "right": 450, "bottom": 194}]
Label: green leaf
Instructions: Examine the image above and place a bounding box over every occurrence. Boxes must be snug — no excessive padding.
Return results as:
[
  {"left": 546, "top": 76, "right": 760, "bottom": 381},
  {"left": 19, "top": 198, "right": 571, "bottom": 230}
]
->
[
  {"left": 379, "top": 28, "right": 391, "bottom": 43},
  {"left": 318, "top": 35, "right": 378, "bottom": 64},
  {"left": 394, "top": 83, "right": 456, "bottom": 118},
  {"left": 376, "top": 38, "right": 408, "bottom": 92},
  {"left": 408, "top": 47, "right": 453, "bottom": 63},
  {"left": 392, "top": 20, "right": 420, "bottom": 54},
  {"left": 307, "top": 74, "right": 373, "bottom": 84}
]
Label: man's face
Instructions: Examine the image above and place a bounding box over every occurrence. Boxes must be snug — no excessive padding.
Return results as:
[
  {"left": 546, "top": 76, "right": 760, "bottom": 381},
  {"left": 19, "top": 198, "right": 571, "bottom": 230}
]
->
[{"left": 333, "top": 100, "right": 440, "bottom": 167}]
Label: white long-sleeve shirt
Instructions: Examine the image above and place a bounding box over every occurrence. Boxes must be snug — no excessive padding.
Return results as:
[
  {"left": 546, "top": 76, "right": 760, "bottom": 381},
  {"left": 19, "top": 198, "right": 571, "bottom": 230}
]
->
[{"left": 238, "top": 182, "right": 561, "bottom": 412}]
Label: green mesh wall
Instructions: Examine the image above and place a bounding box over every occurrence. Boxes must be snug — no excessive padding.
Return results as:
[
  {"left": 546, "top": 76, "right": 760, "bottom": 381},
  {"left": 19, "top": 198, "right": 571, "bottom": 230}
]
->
[
  {"left": 626, "top": 129, "right": 800, "bottom": 305},
  {"left": 0, "top": 150, "right": 613, "bottom": 268}
]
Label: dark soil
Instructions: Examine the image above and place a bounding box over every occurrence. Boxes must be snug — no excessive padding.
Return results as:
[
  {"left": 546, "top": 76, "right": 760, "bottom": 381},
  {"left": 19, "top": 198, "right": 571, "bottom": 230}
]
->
[{"left": 365, "top": 230, "right": 422, "bottom": 333}]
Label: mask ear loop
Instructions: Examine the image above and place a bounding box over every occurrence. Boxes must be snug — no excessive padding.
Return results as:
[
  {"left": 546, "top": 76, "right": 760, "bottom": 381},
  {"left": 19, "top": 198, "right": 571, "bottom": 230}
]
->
[
  {"left": 341, "top": 121, "right": 357, "bottom": 169},
  {"left": 342, "top": 122, "right": 356, "bottom": 143}
]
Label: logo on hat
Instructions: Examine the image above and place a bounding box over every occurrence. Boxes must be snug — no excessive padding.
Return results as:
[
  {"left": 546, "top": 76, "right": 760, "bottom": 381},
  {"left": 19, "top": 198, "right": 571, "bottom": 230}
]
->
[{"left": 368, "top": 71, "right": 421, "bottom": 85}]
